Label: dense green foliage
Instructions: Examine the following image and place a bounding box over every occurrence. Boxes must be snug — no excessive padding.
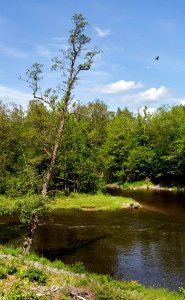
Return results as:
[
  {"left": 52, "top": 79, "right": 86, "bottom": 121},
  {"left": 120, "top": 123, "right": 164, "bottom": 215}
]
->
[{"left": 1, "top": 100, "right": 185, "bottom": 196}]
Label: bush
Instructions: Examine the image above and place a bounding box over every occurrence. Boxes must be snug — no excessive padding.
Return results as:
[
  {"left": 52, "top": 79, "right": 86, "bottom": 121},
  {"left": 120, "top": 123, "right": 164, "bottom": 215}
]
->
[
  {"left": 179, "top": 287, "right": 185, "bottom": 299},
  {"left": 5, "top": 289, "right": 25, "bottom": 300},
  {"left": 0, "top": 266, "right": 8, "bottom": 279},
  {"left": 126, "top": 280, "right": 143, "bottom": 292},
  {"left": 19, "top": 267, "right": 47, "bottom": 285},
  {"left": 95, "top": 287, "right": 113, "bottom": 300},
  {"left": 6, "top": 262, "right": 18, "bottom": 275},
  {"left": 0, "top": 167, "right": 42, "bottom": 197},
  {"left": 0, "top": 259, "right": 18, "bottom": 281},
  {"left": 15, "top": 195, "right": 47, "bottom": 224},
  {"left": 96, "top": 274, "right": 112, "bottom": 285},
  {"left": 5, "top": 286, "right": 39, "bottom": 300},
  {"left": 71, "top": 262, "right": 86, "bottom": 274}
]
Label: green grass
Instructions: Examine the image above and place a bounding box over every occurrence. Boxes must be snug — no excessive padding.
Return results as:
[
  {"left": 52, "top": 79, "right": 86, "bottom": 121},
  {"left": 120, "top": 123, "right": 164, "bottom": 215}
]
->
[
  {"left": 121, "top": 180, "right": 184, "bottom": 191},
  {"left": 0, "top": 245, "right": 184, "bottom": 300},
  {"left": 48, "top": 192, "right": 139, "bottom": 211},
  {"left": 0, "top": 193, "right": 140, "bottom": 214},
  {"left": 122, "top": 179, "right": 154, "bottom": 189}
]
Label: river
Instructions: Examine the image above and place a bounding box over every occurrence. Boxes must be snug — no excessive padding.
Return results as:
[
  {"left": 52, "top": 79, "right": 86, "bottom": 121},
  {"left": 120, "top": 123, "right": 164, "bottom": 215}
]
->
[{"left": 0, "top": 190, "right": 185, "bottom": 291}]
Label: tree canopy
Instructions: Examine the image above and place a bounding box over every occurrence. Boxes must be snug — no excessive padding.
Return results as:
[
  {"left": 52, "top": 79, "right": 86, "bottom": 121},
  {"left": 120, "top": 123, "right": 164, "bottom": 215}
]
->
[{"left": 1, "top": 101, "right": 185, "bottom": 196}]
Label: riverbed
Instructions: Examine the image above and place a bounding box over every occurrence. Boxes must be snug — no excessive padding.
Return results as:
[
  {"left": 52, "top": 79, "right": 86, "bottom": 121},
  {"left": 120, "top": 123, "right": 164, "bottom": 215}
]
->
[{"left": 0, "top": 190, "right": 185, "bottom": 291}]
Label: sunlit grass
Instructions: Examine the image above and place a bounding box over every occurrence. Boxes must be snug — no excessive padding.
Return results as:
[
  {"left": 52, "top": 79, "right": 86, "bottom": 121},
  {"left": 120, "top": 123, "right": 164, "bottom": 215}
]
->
[
  {"left": 49, "top": 192, "right": 139, "bottom": 211},
  {"left": 122, "top": 179, "right": 153, "bottom": 189},
  {"left": 0, "top": 244, "right": 22, "bottom": 256},
  {"left": 0, "top": 192, "right": 140, "bottom": 213},
  {"left": 121, "top": 180, "right": 182, "bottom": 191}
]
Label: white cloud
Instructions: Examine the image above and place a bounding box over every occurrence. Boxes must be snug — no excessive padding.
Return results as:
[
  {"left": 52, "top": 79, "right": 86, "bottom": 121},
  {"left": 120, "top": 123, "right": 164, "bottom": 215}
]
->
[
  {"left": 93, "top": 80, "right": 143, "bottom": 94},
  {"left": 139, "top": 106, "right": 157, "bottom": 115},
  {"left": 0, "top": 85, "right": 32, "bottom": 107},
  {"left": 180, "top": 99, "right": 185, "bottom": 105},
  {"left": 120, "top": 86, "right": 170, "bottom": 104},
  {"left": 94, "top": 26, "right": 111, "bottom": 37},
  {"left": 0, "top": 45, "right": 28, "bottom": 58}
]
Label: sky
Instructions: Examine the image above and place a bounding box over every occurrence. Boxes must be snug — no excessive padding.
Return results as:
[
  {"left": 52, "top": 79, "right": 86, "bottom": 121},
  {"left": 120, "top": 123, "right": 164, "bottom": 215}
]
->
[{"left": 1, "top": 0, "right": 185, "bottom": 113}]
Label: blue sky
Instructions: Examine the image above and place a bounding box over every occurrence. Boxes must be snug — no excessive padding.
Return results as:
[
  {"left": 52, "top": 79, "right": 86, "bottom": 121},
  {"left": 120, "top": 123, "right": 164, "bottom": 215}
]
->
[{"left": 1, "top": 0, "right": 185, "bottom": 113}]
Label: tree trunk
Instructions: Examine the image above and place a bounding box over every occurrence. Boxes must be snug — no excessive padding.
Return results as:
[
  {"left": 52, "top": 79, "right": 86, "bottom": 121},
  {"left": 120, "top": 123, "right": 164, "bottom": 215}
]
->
[
  {"left": 22, "top": 14, "right": 98, "bottom": 254},
  {"left": 41, "top": 107, "right": 67, "bottom": 198},
  {"left": 23, "top": 214, "right": 39, "bottom": 254},
  {"left": 22, "top": 103, "right": 68, "bottom": 254}
]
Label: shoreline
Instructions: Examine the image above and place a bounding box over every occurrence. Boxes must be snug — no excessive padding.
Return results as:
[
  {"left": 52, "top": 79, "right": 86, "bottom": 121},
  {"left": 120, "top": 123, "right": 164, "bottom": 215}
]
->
[
  {"left": 0, "top": 245, "right": 183, "bottom": 299},
  {"left": 0, "top": 193, "right": 142, "bottom": 215},
  {"left": 106, "top": 183, "right": 185, "bottom": 192},
  {"left": 48, "top": 193, "right": 141, "bottom": 211}
]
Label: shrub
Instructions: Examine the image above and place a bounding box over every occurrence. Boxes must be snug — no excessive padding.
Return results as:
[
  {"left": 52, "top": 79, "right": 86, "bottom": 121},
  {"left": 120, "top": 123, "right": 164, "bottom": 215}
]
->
[
  {"left": 126, "top": 280, "right": 143, "bottom": 292},
  {"left": 179, "top": 287, "right": 185, "bottom": 299},
  {"left": 76, "top": 278, "right": 89, "bottom": 287},
  {"left": 95, "top": 287, "right": 113, "bottom": 300},
  {"left": 0, "top": 266, "right": 7, "bottom": 279},
  {"left": 19, "top": 267, "right": 47, "bottom": 285},
  {"left": 5, "top": 289, "right": 25, "bottom": 300},
  {"left": 15, "top": 195, "right": 47, "bottom": 224},
  {"left": 96, "top": 274, "right": 112, "bottom": 285},
  {"left": 2, "top": 259, "right": 19, "bottom": 275},
  {"left": 1, "top": 167, "right": 42, "bottom": 197},
  {"left": 71, "top": 262, "right": 86, "bottom": 274},
  {"left": 5, "top": 287, "right": 39, "bottom": 300}
]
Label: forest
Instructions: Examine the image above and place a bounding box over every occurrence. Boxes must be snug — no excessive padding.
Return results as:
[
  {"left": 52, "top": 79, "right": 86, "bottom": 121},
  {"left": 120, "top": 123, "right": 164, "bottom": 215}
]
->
[{"left": 1, "top": 99, "right": 185, "bottom": 197}]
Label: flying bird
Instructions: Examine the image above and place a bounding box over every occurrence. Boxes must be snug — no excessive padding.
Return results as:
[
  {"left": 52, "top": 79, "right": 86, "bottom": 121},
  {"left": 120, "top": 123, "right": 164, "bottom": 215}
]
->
[{"left": 155, "top": 56, "right": 159, "bottom": 60}]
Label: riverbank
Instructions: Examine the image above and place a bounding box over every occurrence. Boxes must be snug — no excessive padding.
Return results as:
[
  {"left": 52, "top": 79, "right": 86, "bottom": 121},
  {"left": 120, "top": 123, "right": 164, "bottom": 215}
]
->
[
  {"left": 0, "top": 245, "right": 184, "bottom": 300},
  {"left": 106, "top": 181, "right": 185, "bottom": 191},
  {"left": 48, "top": 192, "right": 141, "bottom": 211},
  {"left": 0, "top": 193, "right": 141, "bottom": 214}
]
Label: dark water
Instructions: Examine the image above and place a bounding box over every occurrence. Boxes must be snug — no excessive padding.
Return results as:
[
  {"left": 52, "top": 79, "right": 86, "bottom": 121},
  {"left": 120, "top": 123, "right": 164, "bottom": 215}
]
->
[{"left": 0, "top": 190, "right": 185, "bottom": 291}]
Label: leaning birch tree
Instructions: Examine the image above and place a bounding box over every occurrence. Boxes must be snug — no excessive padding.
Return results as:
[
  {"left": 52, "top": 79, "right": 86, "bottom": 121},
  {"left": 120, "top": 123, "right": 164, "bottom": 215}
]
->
[{"left": 22, "top": 14, "right": 99, "bottom": 253}]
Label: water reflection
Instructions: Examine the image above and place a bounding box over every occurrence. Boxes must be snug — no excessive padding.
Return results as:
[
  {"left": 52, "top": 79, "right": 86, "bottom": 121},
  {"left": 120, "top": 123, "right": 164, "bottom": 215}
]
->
[
  {"left": 0, "top": 191, "right": 185, "bottom": 291},
  {"left": 110, "top": 189, "right": 185, "bottom": 218}
]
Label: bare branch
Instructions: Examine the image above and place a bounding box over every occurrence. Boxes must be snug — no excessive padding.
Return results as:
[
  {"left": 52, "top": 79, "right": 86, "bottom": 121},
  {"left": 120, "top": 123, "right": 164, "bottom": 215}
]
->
[{"left": 43, "top": 147, "right": 51, "bottom": 157}]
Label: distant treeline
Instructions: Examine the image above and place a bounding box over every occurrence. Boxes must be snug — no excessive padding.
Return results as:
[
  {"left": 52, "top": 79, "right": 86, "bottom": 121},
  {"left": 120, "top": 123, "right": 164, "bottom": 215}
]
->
[{"left": 1, "top": 99, "right": 185, "bottom": 196}]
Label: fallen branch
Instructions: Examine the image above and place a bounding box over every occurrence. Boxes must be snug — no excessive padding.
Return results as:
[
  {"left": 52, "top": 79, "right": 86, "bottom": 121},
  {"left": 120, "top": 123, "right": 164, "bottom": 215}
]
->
[{"left": 70, "top": 291, "right": 87, "bottom": 300}]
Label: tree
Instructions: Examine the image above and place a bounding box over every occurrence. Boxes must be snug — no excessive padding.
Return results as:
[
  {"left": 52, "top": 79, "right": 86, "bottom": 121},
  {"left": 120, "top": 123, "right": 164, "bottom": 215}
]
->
[
  {"left": 22, "top": 14, "right": 99, "bottom": 253},
  {"left": 102, "top": 108, "right": 135, "bottom": 183},
  {"left": 53, "top": 100, "right": 111, "bottom": 193},
  {"left": 0, "top": 102, "right": 26, "bottom": 195},
  {"left": 148, "top": 105, "right": 185, "bottom": 185}
]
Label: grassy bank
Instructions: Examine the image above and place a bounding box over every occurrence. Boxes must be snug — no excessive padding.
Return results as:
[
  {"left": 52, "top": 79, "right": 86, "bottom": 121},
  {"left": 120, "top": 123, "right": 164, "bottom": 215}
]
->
[
  {"left": 107, "top": 180, "right": 185, "bottom": 191},
  {"left": 0, "top": 245, "right": 184, "bottom": 300},
  {"left": 0, "top": 193, "right": 141, "bottom": 213},
  {"left": 48, "top": 192, "right": 140, "bottom": 211}
]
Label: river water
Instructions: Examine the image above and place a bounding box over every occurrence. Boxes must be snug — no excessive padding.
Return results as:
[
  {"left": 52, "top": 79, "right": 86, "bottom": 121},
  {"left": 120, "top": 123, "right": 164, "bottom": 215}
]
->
[{"left": 0, "top": 190, "right": 185, "bottom": 291}]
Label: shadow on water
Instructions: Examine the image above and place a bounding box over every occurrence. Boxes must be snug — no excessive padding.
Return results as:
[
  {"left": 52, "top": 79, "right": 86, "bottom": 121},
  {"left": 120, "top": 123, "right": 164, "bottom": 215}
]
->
[
  {"left": 0, "top": 223, "right": 26, "bottom": 244},
  {"left": 0, "top": 190, "right": 185, "bottom": 291},
  {"left": 39, "top": 232, "right": 110, "bottom": 259}
]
